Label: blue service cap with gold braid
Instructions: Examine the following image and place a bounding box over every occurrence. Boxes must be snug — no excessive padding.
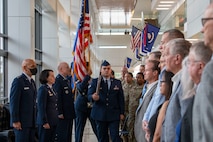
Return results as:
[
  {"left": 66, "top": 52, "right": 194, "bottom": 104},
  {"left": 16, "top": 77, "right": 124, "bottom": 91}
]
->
[{"left": 101, "top": 60, "right": 110, "bottom": 66}]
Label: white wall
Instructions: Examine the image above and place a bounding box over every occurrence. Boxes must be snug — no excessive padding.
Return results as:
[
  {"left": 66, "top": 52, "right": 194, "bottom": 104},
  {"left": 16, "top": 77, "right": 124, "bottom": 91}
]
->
[
  {"left": 186, "top": 0, "right": 211, "bottom": 38},
  {"left": 42, "top": 11, "right": 59, "bottom": 73},
  {"left": 8, "top": 0, "right": 35, "bottom": 95},
  {"left": 7, "top": 0, "right": 73, "bottom": 96}
]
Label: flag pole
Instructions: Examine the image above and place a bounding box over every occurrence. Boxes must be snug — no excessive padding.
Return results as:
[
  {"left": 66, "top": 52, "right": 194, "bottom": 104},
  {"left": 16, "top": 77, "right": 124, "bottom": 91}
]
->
[
  {"left": 124, "top": 58, "right": 127, "bottom": 68},
  {"left": 96, "top": 61, "right": 103, "bottom": 96}
]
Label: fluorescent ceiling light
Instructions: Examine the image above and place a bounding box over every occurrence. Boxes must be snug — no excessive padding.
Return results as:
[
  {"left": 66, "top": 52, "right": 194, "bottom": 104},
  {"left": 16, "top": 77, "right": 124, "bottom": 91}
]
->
[
  {"left": 96, "top": 32, "right": 125, "bottom": 35},
  {"left": 131, "top": 18, "right": 142, "bottom": 21},
  {"left": 99, "top": 10, "right": 131, "bottom": 26},
  {"left": 158, "top": 4, "right": 172, "bottom": 7},
  {"left": 160, "top": 1, "right": 175, "bottom": 3},
  {"left": 99, "top": 46, "right": 127, "bottom": 49},
  {"left": 156, "top": 7, "right": 170, "bottom": 10}
]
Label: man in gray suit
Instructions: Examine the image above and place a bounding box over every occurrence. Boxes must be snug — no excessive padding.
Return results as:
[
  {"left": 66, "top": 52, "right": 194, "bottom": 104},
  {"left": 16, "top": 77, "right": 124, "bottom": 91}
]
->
[
  {"left": 193, "top": 3, "right": 213, "bottom": 142},
  {"left": 162, "top": 38, "right": 191, "bottom": 142},
  {"left": 134, "top": 60, "right": 160, "bottom": 142}
]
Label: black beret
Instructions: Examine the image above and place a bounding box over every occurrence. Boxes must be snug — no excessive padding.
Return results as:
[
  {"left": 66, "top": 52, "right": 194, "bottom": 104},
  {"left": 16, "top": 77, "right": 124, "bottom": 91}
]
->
[{"left": 101, "top": 60, "right": 110, "bottom": 66}]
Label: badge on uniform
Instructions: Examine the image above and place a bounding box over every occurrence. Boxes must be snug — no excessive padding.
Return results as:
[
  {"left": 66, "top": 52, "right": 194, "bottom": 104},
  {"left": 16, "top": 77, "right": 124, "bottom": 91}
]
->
[
  {"left": 65, "top": 90, "right": 69, "bottom": 94},
  {"left": 113, "top": 85, "right": 119, "bottom": 90},
  {"left": 24, "top": 87, "right": 30, "bottom": 90},
  {"left": 48, "top": 90, "right": 53, "bottom": 96}
]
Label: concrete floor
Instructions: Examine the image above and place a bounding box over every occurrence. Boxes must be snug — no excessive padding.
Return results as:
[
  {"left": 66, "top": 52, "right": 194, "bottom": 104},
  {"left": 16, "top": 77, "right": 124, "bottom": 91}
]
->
[{"left": 72, "top": 120, "right": 98, "bottom": 142}]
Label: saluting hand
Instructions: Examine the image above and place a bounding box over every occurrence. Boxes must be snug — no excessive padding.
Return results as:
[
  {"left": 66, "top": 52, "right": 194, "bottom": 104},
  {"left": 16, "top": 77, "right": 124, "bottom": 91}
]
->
[{"left": 92, "top": 92, "right": 99, "bottom": 101}]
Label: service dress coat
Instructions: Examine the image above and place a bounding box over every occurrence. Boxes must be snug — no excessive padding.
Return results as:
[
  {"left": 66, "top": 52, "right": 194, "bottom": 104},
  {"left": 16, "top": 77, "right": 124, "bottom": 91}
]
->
[
  {"left": 37, "top": 84, "right": 58, "bottom": 126},
  {"left": 10, "top": 73, "right": 37, "bottom": 128},
  {"left": 88, "top": 78, "right": 125, "bottom": 122},
  {"left": 54, "top": 74, "right": 75, "bottom": 119}
]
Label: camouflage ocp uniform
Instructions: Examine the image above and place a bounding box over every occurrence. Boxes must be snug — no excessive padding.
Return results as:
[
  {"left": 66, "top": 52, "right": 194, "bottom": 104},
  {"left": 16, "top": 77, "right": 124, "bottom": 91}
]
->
[
  {"left": 122, "top": 81, "right": 136, "bottom": 117},
  {"left": 127, "top": 83, "right": 144, "bottom": 142}
]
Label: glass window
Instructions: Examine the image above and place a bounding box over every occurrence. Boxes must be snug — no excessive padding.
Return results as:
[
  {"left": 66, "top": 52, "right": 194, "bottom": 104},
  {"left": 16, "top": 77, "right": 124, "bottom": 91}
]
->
[
  {"left": 0, "top": 0, "right": 3, "bottom": 34},
  {"left": 0, "top": 56, "right": 4, "bottom": 103},
  {"left": 35, "top": 1, "right": 42, "bottom": 88},
  {"left": 99, "top": 10, "right": 131, "bottom": 26},
  {"left": 0, "top": 0, "right": 8, "bottom": 104}
]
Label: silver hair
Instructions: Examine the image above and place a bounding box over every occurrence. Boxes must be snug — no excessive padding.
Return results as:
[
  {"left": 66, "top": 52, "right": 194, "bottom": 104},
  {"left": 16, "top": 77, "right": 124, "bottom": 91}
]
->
[
  {"left": 167, "top": 38, "right": 191, "bottom": 59},
  {"left": 190, "top": 41, "right": 212, "bottom": 64}
]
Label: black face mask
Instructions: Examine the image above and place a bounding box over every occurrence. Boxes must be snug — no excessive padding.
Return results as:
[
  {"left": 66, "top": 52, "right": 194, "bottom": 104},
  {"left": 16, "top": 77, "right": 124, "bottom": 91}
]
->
[{"left": 30, "top": 68, "right": 37, "bottom": 75}]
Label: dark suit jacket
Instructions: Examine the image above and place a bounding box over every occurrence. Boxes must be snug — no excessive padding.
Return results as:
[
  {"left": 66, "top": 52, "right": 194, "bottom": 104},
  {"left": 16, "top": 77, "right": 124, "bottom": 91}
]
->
[
  {"left": 10, "top": 73, "right": 37, "bottom": 127},
  {"left": 75, "top": 75, "right": 91, "bottom": 112},
  {"left": 88, "top": 78, "right": 124, "bottom": 121},
  {"left": 53, "top": 74, "right": 75, "bottom": 119},
  {"left": 37, "top": 84, "right": 58, "bottom": 126}
]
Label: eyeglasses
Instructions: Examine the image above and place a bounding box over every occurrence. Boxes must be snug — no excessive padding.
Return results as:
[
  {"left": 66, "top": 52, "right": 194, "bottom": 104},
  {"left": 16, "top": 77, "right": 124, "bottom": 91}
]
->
[
  {"left": 201, "top": 18, "right": 213, "bottom": 26},
  {"left": 185, "top": 59, "right": 201, "bottom": 66}
]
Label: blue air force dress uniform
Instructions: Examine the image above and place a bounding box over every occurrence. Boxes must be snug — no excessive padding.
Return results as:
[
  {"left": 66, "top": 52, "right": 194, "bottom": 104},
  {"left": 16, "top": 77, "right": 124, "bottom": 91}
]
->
[
  {"left": 37, "top": 84, "right": 58, "bottom": 142},
  {"left": 10, "top": 73, "right": 37, "bottom": 142},
  {"left": 53, "top": 74, "right": 76, "bottom": 142},
  {"left": 88, "top": 61, "right": 125, "bottom": 142},
  {"left": 75, "top": 75, "right": 98, "bottom": 142}
]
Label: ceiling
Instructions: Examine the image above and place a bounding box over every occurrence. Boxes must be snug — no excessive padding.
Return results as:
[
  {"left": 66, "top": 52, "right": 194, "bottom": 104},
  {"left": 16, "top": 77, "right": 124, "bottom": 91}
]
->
[
  {"left": 59, "top": 0, "right": 185, "bottom": 72},
  {"left": 95, "top": 0, "right": 135, "bottom": 11}
]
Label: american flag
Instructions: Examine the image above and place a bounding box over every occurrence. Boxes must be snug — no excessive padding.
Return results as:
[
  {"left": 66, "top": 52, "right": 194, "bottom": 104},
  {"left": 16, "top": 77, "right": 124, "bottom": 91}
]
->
[
  {"left": 73, "top": 0, "right": 92, "bottom": 81},
  {"left": 130, "top": 26, "right": 141, "bottom": 52}
]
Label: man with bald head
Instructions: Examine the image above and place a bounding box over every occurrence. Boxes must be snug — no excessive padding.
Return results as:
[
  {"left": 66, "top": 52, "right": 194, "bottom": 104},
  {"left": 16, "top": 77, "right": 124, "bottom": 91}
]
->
[
  {"left": 54, "top": 62, "right": 75, "bottom": 142},
  {"left": 10, "top": 59, "right": 37, "bottom": 142},
  {"left": 193, "top": 3, "right": 213, "bottom": 142}
]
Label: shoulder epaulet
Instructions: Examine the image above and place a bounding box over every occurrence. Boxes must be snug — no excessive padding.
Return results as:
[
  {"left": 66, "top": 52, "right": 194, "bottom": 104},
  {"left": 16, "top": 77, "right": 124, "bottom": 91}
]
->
[{"left": 16, "top": 75, "right": 22, "bottom": 79}]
